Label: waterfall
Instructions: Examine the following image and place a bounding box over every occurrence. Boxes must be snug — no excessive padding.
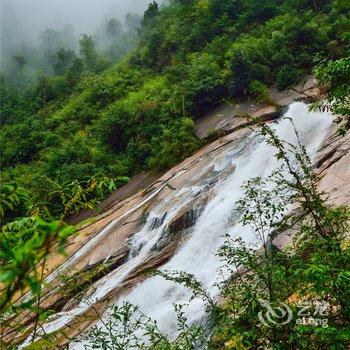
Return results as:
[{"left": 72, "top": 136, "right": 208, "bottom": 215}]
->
[
  {"left": 114, "top": 102, "right": 332, "bottom": 335},
  {"left": 21, "top": 102, "right": 332, "bottom": 348}
]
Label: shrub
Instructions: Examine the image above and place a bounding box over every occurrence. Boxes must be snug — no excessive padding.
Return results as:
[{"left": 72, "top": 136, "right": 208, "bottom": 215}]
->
[
  {"left": 247, "top": 80, "right": 269, "bottom": 102},
  {"left": 148, "top": 118, "right": 200, "bottom": 169},
  {"left": 277, "top": 65, "right": 303, "bottom": 90}
]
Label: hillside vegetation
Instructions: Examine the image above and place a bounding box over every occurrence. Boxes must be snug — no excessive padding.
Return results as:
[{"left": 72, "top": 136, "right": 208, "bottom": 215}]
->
[
  {"left": 1, "top": 0, "right": 349, "bottom": 218},
  {"left": 1, "top": 1, "right": 350, "bottom": 349}
]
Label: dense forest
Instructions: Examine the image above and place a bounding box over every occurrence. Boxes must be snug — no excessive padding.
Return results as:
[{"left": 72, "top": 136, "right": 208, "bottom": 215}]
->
[
  {"left": 1, "top": 0, "right": 349, "bottom": 219},
  {"left": 0, "top": 0, "right": 349, "bottom": 349}
]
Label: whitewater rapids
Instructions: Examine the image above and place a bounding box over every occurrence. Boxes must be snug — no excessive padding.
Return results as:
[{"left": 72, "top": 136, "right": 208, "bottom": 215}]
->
[{"left": 21, "top": 102, "right": 332, "bottom": 348}]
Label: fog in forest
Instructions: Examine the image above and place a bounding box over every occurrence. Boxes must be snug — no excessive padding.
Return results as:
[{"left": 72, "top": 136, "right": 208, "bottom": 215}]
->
[
  {"left": 1, "top": 0, "right": 152, "bottom": 44},
  {"left": 1, "top": 0, "right": 161, "bottom": 84},
  {"left": 0, "top": 0, "right": 158, "bottom": 71}
]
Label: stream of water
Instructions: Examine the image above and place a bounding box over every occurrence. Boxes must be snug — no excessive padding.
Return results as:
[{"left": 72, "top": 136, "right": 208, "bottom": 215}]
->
[
  {"left": 21, "top": 102, "right": 332, "bottom": 348},
  {"left": 116, "top": 102, "right": 332, "bottom": 336}
]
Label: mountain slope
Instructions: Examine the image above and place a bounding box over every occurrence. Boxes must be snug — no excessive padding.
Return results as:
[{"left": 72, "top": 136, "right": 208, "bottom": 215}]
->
[{"left": 1, "top": 0, "right": 348, "bottom": 218}]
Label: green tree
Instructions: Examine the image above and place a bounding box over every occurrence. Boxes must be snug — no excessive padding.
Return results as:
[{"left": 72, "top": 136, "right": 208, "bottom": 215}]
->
[
  {"left": 65, "top": 57, "right": 84, "bottom": 86},
  {"left": 11, "top": 54, "right": 26, "bottom": 71},
  {"left": 148, "top": 118, "right": 200, "bottom": 169},
  {"left": 313, "top": 57, "right": 350, "bottom": 133},
  {"left": 79, "top": 34, "right": 98, "bottom": 72},
  {"left": 125, "top": 13, "right": 141, "bottom": 35},
  {"left": 39, "top": 28, "right": 61, "bottom": 70},
  {"left": 52, "top": 48, "right": 77, "bottom": 76},
  {"left": 106, "top": 18, "right": 122, "bottom": 43},
  {"left": 141, "top": 1, "right": 159, "bottom": 28}
]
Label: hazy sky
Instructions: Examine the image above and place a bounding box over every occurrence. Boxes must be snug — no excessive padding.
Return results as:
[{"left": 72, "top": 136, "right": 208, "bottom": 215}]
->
[{"left": 1, "top": 0, "right": 155, "bottom": 41}]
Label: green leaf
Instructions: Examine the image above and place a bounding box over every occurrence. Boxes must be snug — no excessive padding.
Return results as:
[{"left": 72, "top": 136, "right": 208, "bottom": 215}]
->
[
  {"left": 58, "top": 226, "right": 75, "bottom": 241},
  {"left": 0, "top": 270, "right": 16, "bottom": 283}
]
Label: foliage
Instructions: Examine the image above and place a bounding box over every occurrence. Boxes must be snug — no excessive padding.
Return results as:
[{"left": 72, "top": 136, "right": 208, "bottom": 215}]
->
[
  {"left": 0, "top": 182, "right": 29, "bottom": 225},
  {"left": 34, "top": 175, "right": 128, "bottom": 220},
  {"left": 1, "top": 0, "right": 348, "bottom": 210},
  {"left": 79, "top": 34, "right": 110, "bottom": 73},
  {"left": 0, "top": 2, "right": 349, "bottom": 347},
  {"left": 0, "top": 173, "right": 127, "bottom": 348},
  {"left": 0, "top": 213, "right": 75, "bottom": 349},
  {"left": 313, "top": 56, "right": 350, "bottom": 134},
  {"left": 247, "top": 80, "right": 270, "bottom": 102},
  {"left": 0, "top": 116, "right": 47, "bottom": 167},
  {"left": 0, "top": 215, "right": 75, "bottom": 315},
  {"left": 277, "top": 65, "right": 303, "bottom": 90},
  {"left": 53, "top": 48, "right": 77, "bottom": 76},
  {"left": 81, "top": 301, "right": 206, "bottom": 350},
  {"left": 79, "top": 120, "right": 349, "bottom": 350},
  {"left": 0, "top": 174, "right": 127, "bottom": 347},
  {"left": 148, "top": 118, "right": 201, "bottom": 169}
]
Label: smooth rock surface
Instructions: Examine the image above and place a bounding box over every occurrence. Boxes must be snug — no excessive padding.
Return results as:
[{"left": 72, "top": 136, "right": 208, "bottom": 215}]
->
[
  {"left": 7, "top": 93, "right": 349, "bottom": 347},
  {"left": 194, "top": 76, "right": 322, "bottom": 140}
]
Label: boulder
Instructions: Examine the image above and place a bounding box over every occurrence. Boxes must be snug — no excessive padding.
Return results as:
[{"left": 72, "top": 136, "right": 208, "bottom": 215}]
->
[
  {"left": 316, "top": 127, "right": 350, "bottom": 206},
  {"left": 194, "top": 104, "right": 249, "bottom": 139},
  {"left": 168, "top": 206, "right": 206, "bottom": 235},
  {"left": 303, "top": 86, "right": 322, "bottom": 101},
  {"left": 292, "top": 75, "right": 317, "bottom": 94},
  {"left": 251, "top": 105, "right": 280, "bottom": 120},
  {"left": 269, "top": 85, "right": 305, "bottom": 106}
]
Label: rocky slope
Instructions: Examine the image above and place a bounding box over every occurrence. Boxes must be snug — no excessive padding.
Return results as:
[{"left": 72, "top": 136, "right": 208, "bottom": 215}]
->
[{"left": 5, "top": 78, "right": 349, "bottom": 347}]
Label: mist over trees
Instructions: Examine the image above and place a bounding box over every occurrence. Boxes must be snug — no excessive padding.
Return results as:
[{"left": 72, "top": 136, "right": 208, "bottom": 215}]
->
[
  {"left": 0, "top": 0, "right": 154, "bottom": 86},
  {"left": 0, "top": 1, "right": 349, "bottom": 348}
]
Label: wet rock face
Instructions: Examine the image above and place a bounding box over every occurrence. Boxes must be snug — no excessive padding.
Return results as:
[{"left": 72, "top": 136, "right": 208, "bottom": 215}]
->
[
  {"left": 149, "top": 212, "right": 168, "bottom": 231},
  {"left": 168, "top": 206, "right": 206, "bottom": 236},
  {"left": 84, "top": 246, "right": 130, "bottom": 273},
  {"left": 271, "top": 127, "right": 350, "bottom": 250},
  {"left": 316, "top": 127, "right": 350, "bottom": 206},
  {"left": 9, "top": 131, "right": 245, "bottom": 344},
  {"left": 145, "top": 207, "right": 205, "bottom": 253},
  {"left": 195, "top": 75, "right": 324, "bottom": 140},
  {"left": 289, "top": 75, "right": 329, "bottom": 103},
  {"left": 8, "top": 76, "right": 348, "bottom": 347}
]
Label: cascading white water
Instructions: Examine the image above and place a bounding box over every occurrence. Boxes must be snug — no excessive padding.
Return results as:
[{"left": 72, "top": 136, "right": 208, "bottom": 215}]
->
[
  {"left": 114, "top": 102, "right": 332, "bottom": 335},
  {"left": 21, "top": 103, "right": 332, "bottom": 348}
]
